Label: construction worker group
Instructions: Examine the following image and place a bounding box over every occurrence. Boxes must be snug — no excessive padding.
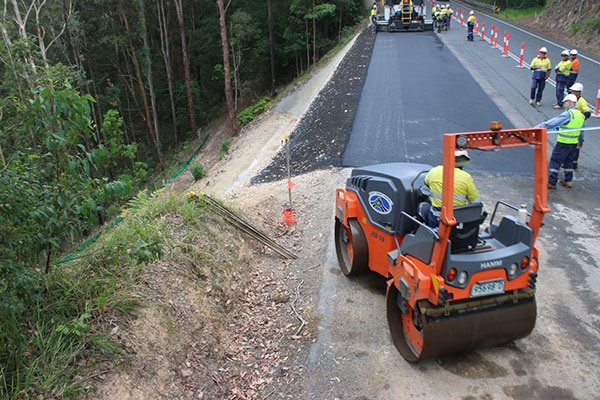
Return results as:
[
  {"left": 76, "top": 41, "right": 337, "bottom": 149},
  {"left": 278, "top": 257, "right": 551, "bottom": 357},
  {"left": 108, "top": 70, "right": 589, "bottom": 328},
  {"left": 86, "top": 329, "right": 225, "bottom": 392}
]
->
[
  {"left": 527, "top": 44, "right": 590, "bottom": 179},
  {"left": 432, "top": 3, "right": 452, "bottom": 31}
]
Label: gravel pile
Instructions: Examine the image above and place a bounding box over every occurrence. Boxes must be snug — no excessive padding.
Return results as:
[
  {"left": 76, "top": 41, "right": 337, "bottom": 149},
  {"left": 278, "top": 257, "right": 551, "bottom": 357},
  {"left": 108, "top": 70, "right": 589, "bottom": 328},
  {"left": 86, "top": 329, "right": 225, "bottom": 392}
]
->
[{"left": 252, "top": 30, "right": 375, "bottom": 184}]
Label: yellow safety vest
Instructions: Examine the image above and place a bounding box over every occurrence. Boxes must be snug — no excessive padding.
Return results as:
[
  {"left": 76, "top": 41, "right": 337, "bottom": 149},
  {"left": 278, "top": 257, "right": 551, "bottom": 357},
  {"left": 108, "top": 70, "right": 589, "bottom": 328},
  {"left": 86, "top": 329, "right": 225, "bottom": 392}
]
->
[
  {"left": 555, "top": 60, "right": 571, "bottom": 77},
  {"left": 557, "top": 109, "right": 585, "bottom": 144},
  {"left": 530, "top": 57, "right": 551, "bottom": 79}
]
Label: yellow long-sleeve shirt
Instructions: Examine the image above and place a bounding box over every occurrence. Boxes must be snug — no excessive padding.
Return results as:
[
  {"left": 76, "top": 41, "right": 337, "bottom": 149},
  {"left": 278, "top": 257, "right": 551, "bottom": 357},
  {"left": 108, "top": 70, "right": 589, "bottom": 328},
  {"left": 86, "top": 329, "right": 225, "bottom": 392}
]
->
[
  {"left": 425, "top": 166, "right": 480, "bottom": 208},
  {"left": 530, "top": 56, "right": 551, "bottom": 79}
]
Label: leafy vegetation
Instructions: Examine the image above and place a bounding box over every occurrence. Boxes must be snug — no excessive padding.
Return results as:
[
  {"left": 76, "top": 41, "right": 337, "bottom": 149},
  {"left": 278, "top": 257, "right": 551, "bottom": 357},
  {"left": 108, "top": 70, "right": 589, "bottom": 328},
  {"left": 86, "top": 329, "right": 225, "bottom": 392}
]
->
[
  {"left": 236, "top": 96, "right": 274, "bottom": 126},
  {"left": 571, "top": 15, "right": 600, "bottom": 40},
  {"left": 499, "top": 6, "right": 545, "bottom": 19},
  {"left": 190, "top": 162, "right": 208, "bottom": 181},
  {"left": 0, "top": 3, "right": 364, "bottom": 395},
  {"left": 473, "top": 0, "right": 546, "bottom": 9},
  {"left": 218, "top": 138, "right": 233, "bottom": 161},
  {"left": 0, "top": 187, "right": 238, "bottom": 398}
]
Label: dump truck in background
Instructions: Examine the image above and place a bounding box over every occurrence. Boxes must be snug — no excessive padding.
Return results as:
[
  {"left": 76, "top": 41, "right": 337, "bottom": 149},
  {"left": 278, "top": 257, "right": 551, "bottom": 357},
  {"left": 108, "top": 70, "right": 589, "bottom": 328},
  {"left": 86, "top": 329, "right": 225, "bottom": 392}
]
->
[{"left": 334, "top": 124, "right": 550, "bottom": 362}]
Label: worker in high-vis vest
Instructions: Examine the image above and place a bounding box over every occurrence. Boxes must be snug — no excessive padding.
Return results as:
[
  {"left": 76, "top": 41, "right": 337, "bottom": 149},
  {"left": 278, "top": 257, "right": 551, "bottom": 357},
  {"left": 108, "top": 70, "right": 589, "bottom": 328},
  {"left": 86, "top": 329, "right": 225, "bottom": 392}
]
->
[
  {"left": 529, "top": 47, "right": 551, "bottom": 106},
  {"left": 537, "top": 94, "right": 585, "bottom": 189},
  {"left": 467, "top": 11, "right": 476, "bottom": 41},
  {"left": 370, "top": 4, "right": 377, "bottom": 29},
  {"left": 553, "top": 50, "right": 572, "bottom": 108},
  {"left": 567, "top": 49, "right": 580, "bottom": 91},
  {"left": 568, "top": 82, "right": 591, "bottom": 170},
  {"left": 444, "top": 5, "right": 452, "bottom": 28},
  {"left": 418, "top": 150, "right": 480, "bottom": 228}
]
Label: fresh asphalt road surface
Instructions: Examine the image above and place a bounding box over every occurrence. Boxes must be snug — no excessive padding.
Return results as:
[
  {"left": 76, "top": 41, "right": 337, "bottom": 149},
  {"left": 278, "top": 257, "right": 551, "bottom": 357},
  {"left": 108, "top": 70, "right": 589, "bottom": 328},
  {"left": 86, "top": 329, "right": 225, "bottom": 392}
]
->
[
  {"left": 306, "top": 14, "right": 600, "bottom": 400},
  {"left": 343, "top": 30, "right": 533, "bottom": 174}
]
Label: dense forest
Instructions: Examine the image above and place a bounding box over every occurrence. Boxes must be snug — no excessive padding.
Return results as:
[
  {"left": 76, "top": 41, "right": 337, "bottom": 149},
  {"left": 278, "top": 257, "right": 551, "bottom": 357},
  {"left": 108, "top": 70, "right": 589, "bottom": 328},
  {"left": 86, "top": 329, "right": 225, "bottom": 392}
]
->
[
  {"left": 0, "top": 0, "right": 364, "bottom": 293},
  {"left": 0, "top": 0, "right": 363, "bottom": 397}
]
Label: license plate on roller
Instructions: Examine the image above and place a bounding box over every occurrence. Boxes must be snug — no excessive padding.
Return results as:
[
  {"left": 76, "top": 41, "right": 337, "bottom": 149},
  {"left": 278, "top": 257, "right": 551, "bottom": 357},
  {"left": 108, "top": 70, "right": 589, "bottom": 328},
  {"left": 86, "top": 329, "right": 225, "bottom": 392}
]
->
[{"left": 470, "top": 279, "right": 505, "bottom": 298}]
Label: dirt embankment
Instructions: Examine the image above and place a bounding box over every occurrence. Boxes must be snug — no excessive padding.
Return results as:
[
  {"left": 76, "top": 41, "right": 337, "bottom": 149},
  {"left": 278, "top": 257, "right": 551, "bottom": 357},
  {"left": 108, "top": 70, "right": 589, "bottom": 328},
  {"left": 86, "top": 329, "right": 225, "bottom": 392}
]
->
[{"left": 509, "top": 0, "right": 599, "bottom": 56}]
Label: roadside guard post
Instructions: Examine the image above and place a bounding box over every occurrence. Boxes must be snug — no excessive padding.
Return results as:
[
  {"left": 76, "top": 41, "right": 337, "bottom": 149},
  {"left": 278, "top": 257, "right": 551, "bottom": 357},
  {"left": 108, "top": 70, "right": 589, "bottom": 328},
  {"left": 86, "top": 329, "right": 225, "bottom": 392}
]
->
[
  {"left": 593, "top": 82, "right": 600, "bottom": 118},
  {"left": 502, "top": 32, "right": 509, "bottom": 57},
  {"left": 518, "top": 42, "right": 525, "bottom": 68}
]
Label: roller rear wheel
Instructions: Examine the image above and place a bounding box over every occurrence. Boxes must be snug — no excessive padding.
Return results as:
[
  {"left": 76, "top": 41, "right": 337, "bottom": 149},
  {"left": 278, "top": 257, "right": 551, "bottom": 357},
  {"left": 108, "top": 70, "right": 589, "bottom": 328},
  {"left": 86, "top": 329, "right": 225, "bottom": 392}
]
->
[
  {"left": 387, "top": 284, "right": 537, "bottom": 362},
  {"left": 334, "top": 218, "right": 369, "bottom": 276}
]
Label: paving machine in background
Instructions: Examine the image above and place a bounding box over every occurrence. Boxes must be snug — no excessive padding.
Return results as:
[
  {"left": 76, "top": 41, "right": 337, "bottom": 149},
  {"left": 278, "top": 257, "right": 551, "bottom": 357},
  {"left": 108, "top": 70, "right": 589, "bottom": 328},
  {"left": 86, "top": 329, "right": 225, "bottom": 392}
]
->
[
  {"left": 334, "top": 124, "right": 550, "bottom": 362},
  {"left": 376, "top": 0, "right": 433, "bottom": 32}
]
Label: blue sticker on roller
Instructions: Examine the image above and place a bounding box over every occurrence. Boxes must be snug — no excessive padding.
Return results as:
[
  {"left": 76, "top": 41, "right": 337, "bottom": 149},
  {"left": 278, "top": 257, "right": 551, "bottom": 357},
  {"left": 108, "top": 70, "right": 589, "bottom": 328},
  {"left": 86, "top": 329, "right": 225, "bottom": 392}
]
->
[{"left": 368, "top": 191, "right": 393, "bottom": 215}]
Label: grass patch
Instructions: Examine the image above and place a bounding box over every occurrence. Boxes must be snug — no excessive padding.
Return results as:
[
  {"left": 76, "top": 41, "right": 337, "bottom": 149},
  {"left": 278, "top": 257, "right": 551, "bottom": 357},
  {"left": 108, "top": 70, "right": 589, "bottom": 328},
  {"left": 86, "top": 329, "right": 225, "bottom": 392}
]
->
[
  {"left": 571, "top": 15, "right": 600, "bottom": 41},
  {"left": 0, "top": 188, "right": 246, "bottom": 399},
  {"left": 218, "top": 138, "right": 232, "bottom": 161},
  {"left": 236, "top": 97, "right": 273, "bottom": 127},
  {"left": 499, "top": 6, "right": 545, "bottom": 20},
  {"left": 189, "top": 162, "right": 207, "bottom": 181}
]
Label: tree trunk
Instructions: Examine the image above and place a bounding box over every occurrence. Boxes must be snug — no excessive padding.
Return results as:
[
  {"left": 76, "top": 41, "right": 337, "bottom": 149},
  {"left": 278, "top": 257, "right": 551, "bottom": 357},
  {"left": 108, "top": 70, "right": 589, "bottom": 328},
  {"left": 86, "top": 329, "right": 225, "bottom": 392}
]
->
[
  {"left": 267, "top": 0, "right": 275, "bottom": 96},
  {"left": 312, "top": 0, "right": 316, "bottom": 66},
  {"left": 117, "top": 3, "right": 157, "bottom": 154},
  {"left": 305, "top": 19, "right": 310, "bottom": 69},
  {"left": 33, "top": 0, "right": 70, "bottom": 70},
  {"left": 9, "top": 0, "right": 37, "bottom": 75},
  {"left": 158, "top": 0, "right": 178, "bottom": 145},
  {"left": 216, "top": 0, "right": 238, "bottom": 135},
  {"left": 174, "top": 0, "right": 198, "bottom": 137},
  {"left": 137, "top": 0, "right": 163, "bottom": 165},
  {"left": 80, "top": 29, "right": 104, "bottom": 141},
  {"left": 230, "top": 39, "right": 241, "bottom": 110}
]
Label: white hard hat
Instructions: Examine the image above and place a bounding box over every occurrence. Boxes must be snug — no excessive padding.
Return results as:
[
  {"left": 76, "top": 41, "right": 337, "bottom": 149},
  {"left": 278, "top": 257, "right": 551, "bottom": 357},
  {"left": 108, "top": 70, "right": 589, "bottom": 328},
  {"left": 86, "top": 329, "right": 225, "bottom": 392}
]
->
[
  {"left": 455, "top": 150, "right": 471, "bottom": 167},
  {"left": 561, "top": 49, "right": 570, "bottom": 56},
  {"left": 570, "top": 83, "right": 583, "bottom": 92},
  {"left": 469, "top": 10, "right": 474, "bottom": 15},
  {"left": 373, "top": 4, "right": 377, "bottom": 8},
  {"left": 570, "top": 49, "right": 578, "bottom": 55},
  {"left": 563, "top": 94, "right": 577, "bottom": 103},
  {"left": 539, "top": 47, "right": 547, "bottom": 53}
]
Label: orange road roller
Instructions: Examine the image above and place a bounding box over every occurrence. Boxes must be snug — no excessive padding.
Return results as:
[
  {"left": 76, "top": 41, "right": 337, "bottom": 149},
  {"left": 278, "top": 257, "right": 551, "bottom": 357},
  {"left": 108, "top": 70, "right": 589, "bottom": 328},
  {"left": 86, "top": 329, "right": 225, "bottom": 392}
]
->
[{"left": 334, "top": 125, "right": 550, "bottom": 362}]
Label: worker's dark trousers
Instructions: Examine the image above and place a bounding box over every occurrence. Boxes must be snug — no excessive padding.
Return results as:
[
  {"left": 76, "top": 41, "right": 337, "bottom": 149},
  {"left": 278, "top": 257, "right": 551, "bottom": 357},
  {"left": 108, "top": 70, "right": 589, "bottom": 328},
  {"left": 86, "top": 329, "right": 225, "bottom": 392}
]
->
[
  {"left": 567, "top": 73, "right": 578, "bottom": 92},
  {"left": 573, "top": 147, "right": 580, "bottom": 169},
  {"left": 548, "top": 142, "right": 577, "bottom": 185},
  {"left": 417, "top": 203, "right": 440, "bottom": 229},
  {"left": 556, "top": 77, "right": 568, "bottom": 106},
  {"left": 530, "top": 78, "right": 545, "bottom": 102}
]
